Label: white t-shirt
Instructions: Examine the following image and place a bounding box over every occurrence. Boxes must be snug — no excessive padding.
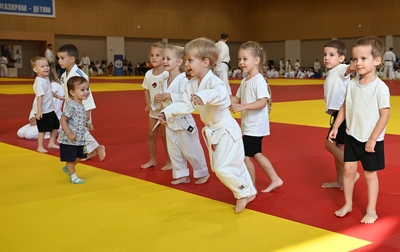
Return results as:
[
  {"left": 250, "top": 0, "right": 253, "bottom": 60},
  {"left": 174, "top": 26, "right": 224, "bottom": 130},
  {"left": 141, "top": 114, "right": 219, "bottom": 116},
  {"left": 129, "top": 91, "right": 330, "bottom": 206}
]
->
[
  {"left": 345, "top": 77, "right": 390, "bottom": 142},
  {"left": 142, "top": 69, "right": 169, "bottom": 119},
  {"left": 33, "top": 76, "right": 54, "bottom": 114},
  {"left": 324, "top": 64, "right": 351, "bottom": 114},
  {"left": 236, "top": 73, "right": 270, "bottom": 136}
]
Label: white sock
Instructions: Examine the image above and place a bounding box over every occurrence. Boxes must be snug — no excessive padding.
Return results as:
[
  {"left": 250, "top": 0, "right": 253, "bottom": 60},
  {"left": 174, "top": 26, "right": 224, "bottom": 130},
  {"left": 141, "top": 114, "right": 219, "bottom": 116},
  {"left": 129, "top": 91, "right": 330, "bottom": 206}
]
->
[{"left": 70, "top": 173, "right": 77, "bottom": 180}]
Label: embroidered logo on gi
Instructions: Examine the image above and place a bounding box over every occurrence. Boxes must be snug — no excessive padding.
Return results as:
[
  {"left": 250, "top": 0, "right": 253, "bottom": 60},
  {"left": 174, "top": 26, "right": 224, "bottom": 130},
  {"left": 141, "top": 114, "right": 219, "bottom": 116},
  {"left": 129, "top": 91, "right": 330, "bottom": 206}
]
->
[
  {"left": 152, "top": 82, "right": 157, "bottom": 88},
  {"left": 187, "top": 126, "right": 194, "bottom": 132}
]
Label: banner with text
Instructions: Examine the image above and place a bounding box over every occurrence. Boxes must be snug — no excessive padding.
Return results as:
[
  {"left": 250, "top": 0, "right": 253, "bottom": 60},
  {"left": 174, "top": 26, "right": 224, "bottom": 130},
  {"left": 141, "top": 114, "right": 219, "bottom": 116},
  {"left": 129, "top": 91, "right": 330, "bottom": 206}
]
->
[
  {"left": 0, "top": 0, "right": 55, "bottom": 18},
  {"left": 114, "top": 54, "right": 123, "bottom": 76}
]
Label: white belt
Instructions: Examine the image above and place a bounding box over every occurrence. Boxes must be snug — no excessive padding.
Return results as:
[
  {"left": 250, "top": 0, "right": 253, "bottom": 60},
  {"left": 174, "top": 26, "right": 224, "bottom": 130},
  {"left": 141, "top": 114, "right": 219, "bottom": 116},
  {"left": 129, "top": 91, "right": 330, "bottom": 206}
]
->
[{"left": 202, "top": 114, "right": 232, "bottom": 169}]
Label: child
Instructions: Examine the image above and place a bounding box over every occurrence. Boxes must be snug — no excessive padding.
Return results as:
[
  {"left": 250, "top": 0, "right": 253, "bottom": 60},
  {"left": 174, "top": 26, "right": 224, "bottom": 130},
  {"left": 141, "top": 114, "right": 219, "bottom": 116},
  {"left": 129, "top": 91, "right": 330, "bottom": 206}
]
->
[
  {"left": 322, "top": 40, "right": 358, "bottom": 189},
  {"left": 141, "top": 41, "right": 171, "bottom": 170},
  {"left": 58, "top": 76, "right": 91, "bottom": 184},
  {"left": 155, "top": 44, "right": 209, "bottom": 185},
  {"left": 329, "top": 36, "right": 390, "bottom": 224},
  {"left": 57, "top": 44, "right": 106, "bottom": 162},
  {"left": 158, "top": 38, "right": 256, "bottom": 213},
  {"left": 31, "top": 56, "right": 62, "bottom": 153},
  {"left": 230, "top": 41, "right": 283, "bottom": 193},
  {"left": 18, "top": 64, "right": 64, "bottom": 140}
]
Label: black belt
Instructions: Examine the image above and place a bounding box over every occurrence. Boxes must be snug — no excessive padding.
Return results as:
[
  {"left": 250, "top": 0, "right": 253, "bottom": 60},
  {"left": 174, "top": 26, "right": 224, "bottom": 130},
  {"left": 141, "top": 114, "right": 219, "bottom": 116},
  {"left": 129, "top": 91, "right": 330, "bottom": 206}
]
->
[
  {"left": 222, "top": 61, "right": 232, "bottom": 69},
  {"left": 385, "top": 60, "right": 393, "bottom": 62}
]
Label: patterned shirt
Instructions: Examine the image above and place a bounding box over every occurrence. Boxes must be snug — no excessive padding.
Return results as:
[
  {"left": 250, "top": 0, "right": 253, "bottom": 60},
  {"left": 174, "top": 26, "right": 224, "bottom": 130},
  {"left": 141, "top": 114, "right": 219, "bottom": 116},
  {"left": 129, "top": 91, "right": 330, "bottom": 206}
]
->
[{"left": 58, "top": 100, "right": 86, "bottom": 146}]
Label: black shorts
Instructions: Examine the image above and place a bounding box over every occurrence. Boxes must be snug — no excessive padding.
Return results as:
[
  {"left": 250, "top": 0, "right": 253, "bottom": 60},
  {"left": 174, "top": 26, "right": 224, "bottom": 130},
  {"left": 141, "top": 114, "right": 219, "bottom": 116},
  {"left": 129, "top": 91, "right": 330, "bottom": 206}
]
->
[
  {"left": 344, "top": 135, "right": 385, "bottom": 171},
  {"left": 243, "top": 135, "right": 263, "bottom": 157},
  {"left": 60, "top": 144, "right": 87, "bottom": 162},
  {"left": 36, "top": 111, "right": 60, "bottom": 132},
  {"left": 326, "top": 111, "right": 346, "bottom": 144}
]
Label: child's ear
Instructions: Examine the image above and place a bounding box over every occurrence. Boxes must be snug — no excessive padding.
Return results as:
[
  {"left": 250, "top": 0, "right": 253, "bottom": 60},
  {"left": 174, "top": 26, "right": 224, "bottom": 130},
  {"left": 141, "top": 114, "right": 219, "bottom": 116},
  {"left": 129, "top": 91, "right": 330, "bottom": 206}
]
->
[
  {"left": 339, "top": 55, "right": 345, "bottom": 63},
  {"left": 70, "top": 56, "right": 76, "bottom": 63},
  {"left": 203, "top": 58, "right": 210, "bottom": 68},
  {"left": 374, "top": 56, "right": 382, "bottom": 66}
]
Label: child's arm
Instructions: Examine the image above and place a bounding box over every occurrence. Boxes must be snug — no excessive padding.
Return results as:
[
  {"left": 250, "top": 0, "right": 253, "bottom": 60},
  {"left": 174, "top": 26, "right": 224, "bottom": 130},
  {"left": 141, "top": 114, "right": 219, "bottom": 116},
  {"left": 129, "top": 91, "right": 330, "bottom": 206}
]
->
[
  {"left": 345, "top": 60, "right": 356, "bottom": 76},
  {"left": 230, "top": 98, "right": 267, "bottom": 113},
  {"left": 85, "top": 110, "right": 94, "bottom": 131},
  {"left": 35, "top": 96, "right": 43, "bottom": 120},
  {"left": 60, "top": 115, "right": 76, "bottom": 142},
  {"left": 144, "top": 89, "right": 151, "bottom": 111},
  {"left": 328, "top": 102, "right": 346, "bottom": 142},
  {"left": 230, "top": 96, "right": 240, "bottom": 104},
  {"left": 365, "top": 108, "right": 390, "bottom": 153},
  {"left": 52, "top": 91, "right": 65, "bottom": 100}
]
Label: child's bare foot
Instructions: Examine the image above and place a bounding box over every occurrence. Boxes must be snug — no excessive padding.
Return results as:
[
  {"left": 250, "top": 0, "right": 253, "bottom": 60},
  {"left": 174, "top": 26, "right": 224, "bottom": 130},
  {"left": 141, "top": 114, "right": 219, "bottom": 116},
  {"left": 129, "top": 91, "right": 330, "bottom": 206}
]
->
[
  {"left": 48, "top": 143, "right": 60, "bottom": 149},
  {"left": 361, "top": 212, "right": 378, "bottom": 224},
  {"left": 195, "top": 174, "right": 210, "bottom": 184},
  {"left": 160, "top": 162, "right": 172, "bottom": 171},
  {"left": 171, "top": 176, "right": 190, "bottom": 185},
  {"left": 141, "top": 160, "right": 156, "bottom": 169},
  {"left": 322, "top": 181, "right": 342, "bottom": 189},
  {"left": 81, "top": 151, "right": 97, "bottom": 162},
  {"left": 37, "top": 147, "right": 48, "bottom": 153},
  {"left": 335, "top": 205, "right": 352, "bottom": 217},
  {"left": 97, "top": 145, "right": 106, "bottom": 161},
  {"left": 235, "top": 195, "right": 256, "bottom": 213},
  {"left": 261, "top": 178, "right": 283, "bottom": 193}
]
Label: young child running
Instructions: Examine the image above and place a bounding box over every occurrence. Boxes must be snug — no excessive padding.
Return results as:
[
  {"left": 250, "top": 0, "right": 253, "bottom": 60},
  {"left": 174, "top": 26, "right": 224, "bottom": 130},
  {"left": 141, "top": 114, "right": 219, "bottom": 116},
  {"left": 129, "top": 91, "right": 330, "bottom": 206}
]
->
[
  {"left": 59, "top": 76, "right": 91, "bottom": 184},
  {"left": 230, "top": 41, "right": 283, "bottom": 193},
  {"left": 329, "top": 36, "right": 390, "bottom": 224},
  {"left": 57, "top": 44, "right": 106, "bottom": 162},
  {"left": 31, "top": 56, "right": 63, "bottom": 153},
  {"left": 154, "top": 44, "right": 209, "bottom": 185},
  {"left": 159, "top": 38, "right": 256, "bottom": 213},
  {"left": 141, "top": 41, "right": 171, "bottom": 170},
  {"left": 322, "top": 40, "right": 359, "bottom": 189}
]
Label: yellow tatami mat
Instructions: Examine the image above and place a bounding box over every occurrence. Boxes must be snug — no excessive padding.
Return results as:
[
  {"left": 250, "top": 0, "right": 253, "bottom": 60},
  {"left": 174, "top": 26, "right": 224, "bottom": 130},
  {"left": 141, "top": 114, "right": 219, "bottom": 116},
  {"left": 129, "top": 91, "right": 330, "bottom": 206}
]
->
[{"left": 0, "top": 143, "right": 370, "bottom": 252}]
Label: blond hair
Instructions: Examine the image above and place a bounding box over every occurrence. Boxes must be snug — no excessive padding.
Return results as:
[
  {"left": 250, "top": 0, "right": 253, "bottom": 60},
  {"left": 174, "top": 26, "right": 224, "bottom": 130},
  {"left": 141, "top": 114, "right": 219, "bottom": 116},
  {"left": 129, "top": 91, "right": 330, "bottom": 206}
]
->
[
  {"left": 30, "top": 56, "right": 47, "bottom": 69},
  {"left": 184, "top": 37, "right": 218, "bottom": 68},
  {"left": 165, "top": 44, "right": 186, "bottom": 73}
]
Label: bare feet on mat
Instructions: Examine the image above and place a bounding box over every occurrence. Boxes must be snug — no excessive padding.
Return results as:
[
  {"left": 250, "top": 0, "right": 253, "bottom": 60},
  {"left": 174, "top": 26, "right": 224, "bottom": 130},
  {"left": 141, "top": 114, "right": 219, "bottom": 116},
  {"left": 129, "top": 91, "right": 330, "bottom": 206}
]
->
[
  {"left": 141, "top": 159, "right": 156, "bottom": 169},
  {"left": 361, "top": 212, "right": 378, "bottom": 224},
  {"left": 97, "top": 145, "right": 106, "bottom": 161},
  {"left": 261, "top": 178, "right": 283, "bottom": 193},
  {"left": 160, "top": 162, "right": 172, "bottom": 171},
  {"left": 195, "top": 174, "right": 210, "bottom": 185},
  {"left": 322, "top": 181, "right": 342, "bottom": 189},
  {"left": 171, "top": 176, "right": 190, "bottom": 185},
  {"left": 48, "top": 143, "right": 59, "bottom": 149},
  {"left": 81, "top": 151, "right": 97, "bottom": 162},
  {"left": 37, "top": 147, "right": 48, "bottom": 153},
  {"left": 235, "top": 195, "right": 256, "bottom": 213},
  {"left": 335, "top": 205, "right": 352, "bottom": 217}
]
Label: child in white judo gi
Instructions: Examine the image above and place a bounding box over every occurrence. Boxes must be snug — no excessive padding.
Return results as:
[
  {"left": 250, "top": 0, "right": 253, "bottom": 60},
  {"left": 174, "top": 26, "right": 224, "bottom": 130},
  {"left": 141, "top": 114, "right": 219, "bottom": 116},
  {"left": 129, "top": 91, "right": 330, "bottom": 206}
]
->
[
  {"left": 142, "top": 42, "right": 171, "bottom": 170},
  {"left": 159, "top": 38, "right": 257, "bottom": 213},
  {"left": 154, "top": 44, "right": 209, "bottom": 185},
  {"left": 230, "top": 41, "right": 283, "bottom": 193}
]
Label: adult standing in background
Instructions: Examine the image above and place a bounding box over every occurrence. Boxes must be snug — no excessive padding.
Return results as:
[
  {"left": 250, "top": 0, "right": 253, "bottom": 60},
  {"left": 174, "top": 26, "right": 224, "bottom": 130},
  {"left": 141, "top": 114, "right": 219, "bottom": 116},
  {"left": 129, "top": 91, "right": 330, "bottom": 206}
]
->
[
  {"left": 214, "top": 32, "right": 232, "bottom": 95},
  {"left": 383, "top": 47, "right": 396, "bottom": 81},
  {"left": 79, "top": 53, "right": 91, "bottom": 76},
  {"left": 314, "top": 59, "right": 321, "bottom": 73},
  {"left": 45, "top": 44, "right": 55, "bottom": 66},
  {"left": 0, "top": 55, "right": 8, "bottom": 77}
]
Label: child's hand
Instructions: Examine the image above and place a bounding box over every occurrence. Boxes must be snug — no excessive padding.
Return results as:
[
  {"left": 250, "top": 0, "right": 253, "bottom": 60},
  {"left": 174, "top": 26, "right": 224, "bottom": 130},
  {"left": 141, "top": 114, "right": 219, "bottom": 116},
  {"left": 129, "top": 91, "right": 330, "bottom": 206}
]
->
[
  {"left": 191, "top": 94, "right": 204, "bottom": 105},
  {"left": 67, "top": 132, "right": 77, "bottom": 142},
  {"left": 29, "top": 117, "right": 37, "bottom": 126},
  {"left": 154, "top": 94, "right": 162, "bottom": 103},
  {"left": 87, "top": 123, "right": 94, "bottom": 131},
  {"left": 230, "top": 103, "right": 244, "bottom": 113},
  {"left": 365, "top": 139, "right": 376, "bottom": 153},
  {"left": 158, "top": 112, "right": 168, "bottom": 126},
  {"left": 145, "top": 102, "right": 151, "bottom": 112},
  {"left": 35, "top": 112, "right": 42, "bottom": 120},
  {"left": 328, "top": 129, "right": 338, "bottom": 143}
]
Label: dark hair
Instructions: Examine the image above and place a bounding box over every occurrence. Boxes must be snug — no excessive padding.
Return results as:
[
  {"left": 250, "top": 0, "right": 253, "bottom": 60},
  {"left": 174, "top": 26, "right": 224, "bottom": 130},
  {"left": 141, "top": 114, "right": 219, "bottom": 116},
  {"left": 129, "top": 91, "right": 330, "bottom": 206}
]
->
[
  {"left": 47, "top": 43, "right": 52, "bottom": 47},
  {"left": 324, "top": 40, "right": 346, "bottom": 56},
  {"left": 66, "top": 76, "right": 87, "bottom": 98},
  {"left": 221, "top": 33, "right": 229, "bottom": 40},
  {"left": 57, "top": 44, "right": 79, "bottom": 60}
]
